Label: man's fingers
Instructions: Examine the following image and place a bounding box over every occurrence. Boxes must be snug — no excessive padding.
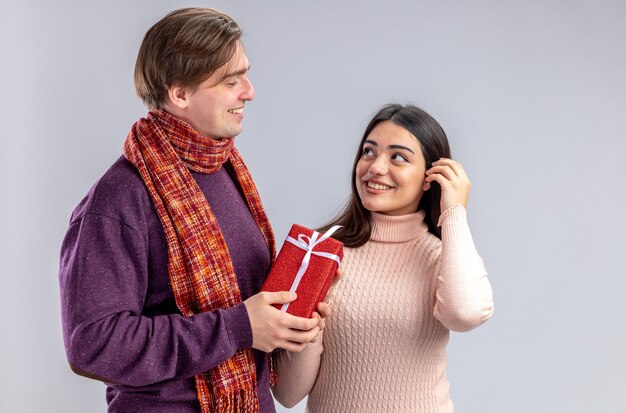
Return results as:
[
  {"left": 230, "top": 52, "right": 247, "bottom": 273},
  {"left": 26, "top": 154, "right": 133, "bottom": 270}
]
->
[
  {"left": 281, "top": 326, "right": 320, "bottom": 344},
  {"left": 281, "top": 312, "right": 318, "bottom": 331},
  {"left": 264, "top": 291, "right": 297, "bottom": 305}
]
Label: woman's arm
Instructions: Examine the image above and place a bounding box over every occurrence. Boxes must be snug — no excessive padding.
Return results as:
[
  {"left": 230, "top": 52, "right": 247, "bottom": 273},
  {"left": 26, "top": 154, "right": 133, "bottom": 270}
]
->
[
  {"left": 433, "top": 204, "right": 495, "bottom": 332},
  {"left": 271, "top": 301, "right": 333, "bottom": 408},
  {"left": 425, "top": 159, "right": 494, "bottom": 332},
  {"left": 272, "top": 337, "right": 324, "bottom": 408}
]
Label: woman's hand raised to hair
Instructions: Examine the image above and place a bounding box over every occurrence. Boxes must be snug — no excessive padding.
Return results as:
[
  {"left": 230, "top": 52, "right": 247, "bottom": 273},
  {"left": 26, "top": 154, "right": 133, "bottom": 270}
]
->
[{"left": 424, "top": 158, "right": 471, "bottom": 212}]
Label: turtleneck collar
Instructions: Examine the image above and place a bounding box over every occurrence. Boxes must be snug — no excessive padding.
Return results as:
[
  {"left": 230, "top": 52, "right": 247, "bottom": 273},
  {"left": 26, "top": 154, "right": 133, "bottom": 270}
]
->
[
  {"left": 150, "top": 110, "right": 234, "bottom": 174},
  {"left": 370, "top": 210, "right": 429, "bottom": 243}
]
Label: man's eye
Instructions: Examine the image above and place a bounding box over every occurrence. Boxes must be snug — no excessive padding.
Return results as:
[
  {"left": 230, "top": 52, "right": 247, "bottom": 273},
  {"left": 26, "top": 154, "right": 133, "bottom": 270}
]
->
[{"left": 225, "top": 80, "right": 239, "bottom": 87}]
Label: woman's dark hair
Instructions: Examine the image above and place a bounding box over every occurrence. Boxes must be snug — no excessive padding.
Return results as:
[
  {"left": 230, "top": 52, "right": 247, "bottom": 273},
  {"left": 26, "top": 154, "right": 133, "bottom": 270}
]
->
[{"left": 319, "top": 104, "right": 451, "bottom": 247}]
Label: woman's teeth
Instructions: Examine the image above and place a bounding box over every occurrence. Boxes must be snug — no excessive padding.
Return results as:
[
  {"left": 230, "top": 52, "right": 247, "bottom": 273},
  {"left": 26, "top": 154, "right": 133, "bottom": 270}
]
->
[
  {"left": 367, "top": 182, "right": 392, "bottom": 190},
  {"left": 228, "top": 108, "right": 243, "bottom": 114}
]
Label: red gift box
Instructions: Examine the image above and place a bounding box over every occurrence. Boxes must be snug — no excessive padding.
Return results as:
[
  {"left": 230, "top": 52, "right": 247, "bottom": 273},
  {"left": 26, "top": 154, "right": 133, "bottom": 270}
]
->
[{"left": 261, "top": 224, "right": 343, "bottom": 318}]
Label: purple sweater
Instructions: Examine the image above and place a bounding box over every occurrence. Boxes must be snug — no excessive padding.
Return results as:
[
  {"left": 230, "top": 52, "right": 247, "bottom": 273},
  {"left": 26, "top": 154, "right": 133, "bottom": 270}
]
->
[{"left": 59, "top": 156, "right": 275, "bottom": 413}]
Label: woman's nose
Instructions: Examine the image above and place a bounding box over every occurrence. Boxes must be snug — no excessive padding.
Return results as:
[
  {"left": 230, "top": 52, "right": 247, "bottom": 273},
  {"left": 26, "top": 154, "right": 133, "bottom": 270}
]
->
[{"left": 368, "top": 157, "right": 388, "bottom": 175}]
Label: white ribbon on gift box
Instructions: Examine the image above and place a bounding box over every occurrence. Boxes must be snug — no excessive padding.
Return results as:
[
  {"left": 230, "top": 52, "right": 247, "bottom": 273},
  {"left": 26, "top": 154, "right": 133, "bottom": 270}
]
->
[{"left": 280, "top": 225, "right": 342, "bottom": 313}]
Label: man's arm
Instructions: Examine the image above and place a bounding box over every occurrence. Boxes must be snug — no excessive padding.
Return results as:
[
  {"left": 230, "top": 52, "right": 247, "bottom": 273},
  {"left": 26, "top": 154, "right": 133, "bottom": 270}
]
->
[
  {"left": 60, "top": 213, "right": 320, "bottom": 386},
  {"left": 59, "top": 213, "right": 253, "bottom": 386}
]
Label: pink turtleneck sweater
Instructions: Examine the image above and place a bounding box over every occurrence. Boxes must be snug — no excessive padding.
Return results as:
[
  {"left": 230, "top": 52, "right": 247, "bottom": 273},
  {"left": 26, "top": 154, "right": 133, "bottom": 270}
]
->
[{"left": 272, "top": 205, "right": 494, "bottom": 412}]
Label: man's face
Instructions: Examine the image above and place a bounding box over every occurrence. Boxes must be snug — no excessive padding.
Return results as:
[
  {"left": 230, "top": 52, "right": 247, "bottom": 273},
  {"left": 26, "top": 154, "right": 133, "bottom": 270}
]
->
[{"left": 171, "top": 41, "right": 254, "bottom": 139}]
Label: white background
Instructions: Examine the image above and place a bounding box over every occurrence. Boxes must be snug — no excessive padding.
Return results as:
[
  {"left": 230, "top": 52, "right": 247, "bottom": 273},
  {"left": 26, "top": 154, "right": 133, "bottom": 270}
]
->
[{"left": 1, "top": 1, "right": 625, "bottom": 412}]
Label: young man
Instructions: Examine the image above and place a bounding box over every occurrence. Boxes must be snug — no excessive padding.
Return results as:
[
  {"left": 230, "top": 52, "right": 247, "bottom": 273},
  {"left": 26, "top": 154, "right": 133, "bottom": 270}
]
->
[{"left": 59, "top": 8, "right": 320, "bottom": 413}]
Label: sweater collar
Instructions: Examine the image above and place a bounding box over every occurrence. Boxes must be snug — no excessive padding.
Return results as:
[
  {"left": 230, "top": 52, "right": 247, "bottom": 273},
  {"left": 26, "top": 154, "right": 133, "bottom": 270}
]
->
[{"left": 370, "top": 210, "right": 429, "bottom": 243}]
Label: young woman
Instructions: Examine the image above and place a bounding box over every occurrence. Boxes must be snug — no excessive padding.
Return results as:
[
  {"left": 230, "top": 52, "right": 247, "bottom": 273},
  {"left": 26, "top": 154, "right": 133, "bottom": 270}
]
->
[{"left": 272, "top": 104, "right": 495, "bottom": 412}]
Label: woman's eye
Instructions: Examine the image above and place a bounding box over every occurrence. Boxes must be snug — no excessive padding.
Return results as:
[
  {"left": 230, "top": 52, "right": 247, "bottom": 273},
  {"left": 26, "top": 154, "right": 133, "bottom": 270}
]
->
[
  {"left": 392, "top": 153, "right": 408, "bottom": 162},
  {"left": 362, "top": 147, "right": 374, "bottom": 157}
]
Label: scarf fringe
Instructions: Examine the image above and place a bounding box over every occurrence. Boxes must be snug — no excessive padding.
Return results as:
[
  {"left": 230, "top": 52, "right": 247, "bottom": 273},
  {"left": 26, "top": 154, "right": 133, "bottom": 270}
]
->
[
  {"left": 200, "top": 388, "right": 260, "bottom": 413},
  {"left": 269, "top": 352, "right": 278, "bottom": 387}
]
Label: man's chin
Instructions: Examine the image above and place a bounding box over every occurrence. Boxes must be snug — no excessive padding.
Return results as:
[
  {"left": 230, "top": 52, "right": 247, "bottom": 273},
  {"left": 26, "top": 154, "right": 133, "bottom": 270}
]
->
[{"left": 207, "top": 132, "right": 238, "bottom": 140}]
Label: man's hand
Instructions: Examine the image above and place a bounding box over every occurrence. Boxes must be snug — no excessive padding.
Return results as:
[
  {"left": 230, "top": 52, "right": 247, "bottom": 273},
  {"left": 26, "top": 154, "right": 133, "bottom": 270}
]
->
[{"left": 244, "top": 291, "right": 320, "bottom": 353}]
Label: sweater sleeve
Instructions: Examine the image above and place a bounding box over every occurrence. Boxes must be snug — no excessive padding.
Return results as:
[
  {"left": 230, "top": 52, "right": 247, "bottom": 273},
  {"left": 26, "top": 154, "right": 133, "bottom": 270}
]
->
[
  {"left": 271, "top": 334, "right": 324, "bottom": 408},
  {"left": 59, "top": 213, "right": 253, "bottom": 386},
  {"left": 433, "top": 205, "right": 495, "bottom": 332}
]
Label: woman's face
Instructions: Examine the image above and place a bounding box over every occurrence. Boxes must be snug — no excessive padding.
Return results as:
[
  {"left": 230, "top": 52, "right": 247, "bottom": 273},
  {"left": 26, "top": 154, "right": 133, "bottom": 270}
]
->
[{"left": 355, "top": 120, "right": 428, "bottom": 216}]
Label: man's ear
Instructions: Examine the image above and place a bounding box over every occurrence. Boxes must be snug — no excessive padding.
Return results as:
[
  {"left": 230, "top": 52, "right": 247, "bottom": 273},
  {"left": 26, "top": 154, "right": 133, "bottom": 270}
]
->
[{"left": 167, "top": 84, "right": 191, "bottom": 109}]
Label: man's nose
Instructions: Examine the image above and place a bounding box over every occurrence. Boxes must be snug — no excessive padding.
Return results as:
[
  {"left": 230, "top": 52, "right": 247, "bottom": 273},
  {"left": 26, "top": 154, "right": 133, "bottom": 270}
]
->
[{"left": 241, "top": 77, "right": 255, "bottom": 101}]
